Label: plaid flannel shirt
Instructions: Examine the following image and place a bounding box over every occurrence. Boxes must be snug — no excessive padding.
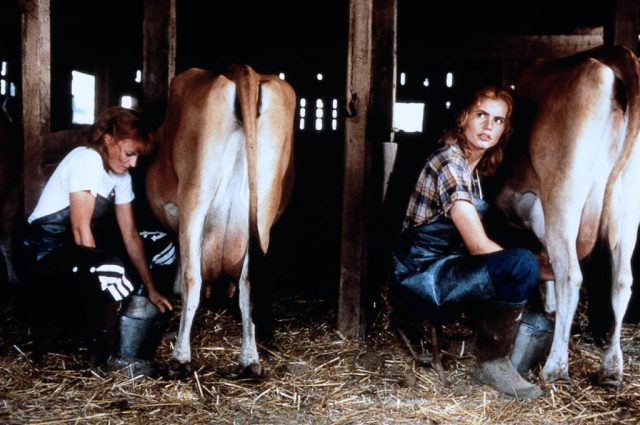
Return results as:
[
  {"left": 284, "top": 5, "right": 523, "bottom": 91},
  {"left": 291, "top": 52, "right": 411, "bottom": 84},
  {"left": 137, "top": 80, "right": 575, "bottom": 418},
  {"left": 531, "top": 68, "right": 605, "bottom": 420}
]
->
[{"left": 402, "top": 143, "right": 481, "bottom": 231}]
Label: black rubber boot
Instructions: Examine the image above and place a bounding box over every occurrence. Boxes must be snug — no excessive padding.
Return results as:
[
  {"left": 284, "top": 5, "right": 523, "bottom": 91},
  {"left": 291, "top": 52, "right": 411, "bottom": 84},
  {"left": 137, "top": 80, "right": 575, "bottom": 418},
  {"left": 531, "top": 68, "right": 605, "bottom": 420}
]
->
[
  {"left": 88, "top": 301, "right": 120, "bottom": 368},
  {"left": 89, "top": 328, "right": 118, "bottom": 367},
  {"left": 473, "top": 303, "right": 544, "bottom": 399}
]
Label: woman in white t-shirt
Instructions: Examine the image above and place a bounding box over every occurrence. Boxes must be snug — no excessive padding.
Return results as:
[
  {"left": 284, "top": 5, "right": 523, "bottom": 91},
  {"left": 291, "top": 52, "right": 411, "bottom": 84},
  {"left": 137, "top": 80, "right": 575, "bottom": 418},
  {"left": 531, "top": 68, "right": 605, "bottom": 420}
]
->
[{"left": 21, "top": 106, "right": 173, "bottom": 372}]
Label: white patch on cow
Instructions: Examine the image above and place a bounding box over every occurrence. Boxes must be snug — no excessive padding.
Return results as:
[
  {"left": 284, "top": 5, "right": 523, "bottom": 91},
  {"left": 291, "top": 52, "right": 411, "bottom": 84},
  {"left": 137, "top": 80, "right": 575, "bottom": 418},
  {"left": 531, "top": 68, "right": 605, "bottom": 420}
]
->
[
  {"left": 163, "top": 202, "right": 179, "bottom": 223},
  {"left": 543, "top": 280, "right": 556, "bottom": 314},
  {"left": 513, "top": 191, "right": 545, "bottom": 241},
  {"left": 238, "top": 253, "right": 259, "bottom": 367}
]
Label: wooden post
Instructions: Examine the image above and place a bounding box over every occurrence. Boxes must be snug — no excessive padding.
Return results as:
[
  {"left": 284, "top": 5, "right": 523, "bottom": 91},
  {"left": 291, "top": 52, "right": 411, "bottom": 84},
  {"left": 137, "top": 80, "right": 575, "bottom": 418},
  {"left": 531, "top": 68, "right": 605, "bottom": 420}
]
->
[
  {"left": 368, "top": 0, "right": 397, "bottom": 328},
  {"left": 604, "top": 0, "right": 639, "bottom": 53},
  {"left": 339, "top": 0, "right": 373, "bottom": 338},
  {"left": 21, "top": 0, "right": 50, "bottom": 216},
  {"left": 94, "top": 65, "right": 111, "bottom": 116},
  {"left": 143, "top": 0, "right": 176, "bottom": 127},
  {"left": 370, "top": 0, "right": 397, "bottom": 142}
]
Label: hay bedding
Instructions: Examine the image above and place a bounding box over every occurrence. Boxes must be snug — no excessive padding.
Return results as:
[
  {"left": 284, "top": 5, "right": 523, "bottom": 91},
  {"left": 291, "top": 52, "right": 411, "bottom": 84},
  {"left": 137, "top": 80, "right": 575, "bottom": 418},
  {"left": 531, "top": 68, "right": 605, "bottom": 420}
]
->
[{"left": 0, "top": 293, "right": 639, "bottom": 425}]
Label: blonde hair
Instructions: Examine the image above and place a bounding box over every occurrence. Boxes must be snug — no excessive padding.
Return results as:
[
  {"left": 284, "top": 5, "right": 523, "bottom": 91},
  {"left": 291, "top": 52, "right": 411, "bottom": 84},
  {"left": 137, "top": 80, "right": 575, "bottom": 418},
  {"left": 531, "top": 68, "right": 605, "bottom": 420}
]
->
[
  {"left": 87, "top": 106, "right": 153, "bottom": 160},
  {"left": 439, "top": 86, "right": 514, "bottom": 175}
]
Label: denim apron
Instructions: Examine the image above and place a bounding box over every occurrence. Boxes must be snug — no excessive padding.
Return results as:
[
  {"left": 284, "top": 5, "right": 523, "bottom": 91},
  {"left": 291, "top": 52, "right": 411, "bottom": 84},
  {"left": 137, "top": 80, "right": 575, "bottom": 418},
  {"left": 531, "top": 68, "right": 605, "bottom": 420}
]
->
[{"left": 392, "top": 197, "right": 495, "bottom": 310}]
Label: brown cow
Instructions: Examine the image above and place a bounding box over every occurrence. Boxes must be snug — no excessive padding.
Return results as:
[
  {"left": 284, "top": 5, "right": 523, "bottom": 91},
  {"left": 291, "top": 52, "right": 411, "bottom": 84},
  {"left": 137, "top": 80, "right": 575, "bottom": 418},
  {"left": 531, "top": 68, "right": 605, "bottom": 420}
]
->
[
  {"left": 496, "top": 45, "right": 640, "bottom": 386},
  {"left": 146, "top": 64, "right": 296, "bottom": 376}
]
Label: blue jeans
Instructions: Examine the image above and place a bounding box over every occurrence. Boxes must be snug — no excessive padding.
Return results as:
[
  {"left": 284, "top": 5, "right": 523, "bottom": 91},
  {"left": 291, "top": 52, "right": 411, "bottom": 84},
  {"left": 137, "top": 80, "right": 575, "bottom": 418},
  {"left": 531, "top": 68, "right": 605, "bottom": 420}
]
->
[{"left": 483, "top": 248, "right": 539, "bottom": 305}]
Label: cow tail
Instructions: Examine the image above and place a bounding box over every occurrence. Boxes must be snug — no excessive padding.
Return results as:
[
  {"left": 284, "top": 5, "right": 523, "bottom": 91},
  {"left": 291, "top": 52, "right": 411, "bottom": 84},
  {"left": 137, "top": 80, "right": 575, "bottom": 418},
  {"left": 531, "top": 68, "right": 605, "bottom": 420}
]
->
[
  {"left": 228, "top": 64, "right": 262, "bottom": 255},
  {"left": 599, "top": 46, "right": 640, "bottom": 239}
]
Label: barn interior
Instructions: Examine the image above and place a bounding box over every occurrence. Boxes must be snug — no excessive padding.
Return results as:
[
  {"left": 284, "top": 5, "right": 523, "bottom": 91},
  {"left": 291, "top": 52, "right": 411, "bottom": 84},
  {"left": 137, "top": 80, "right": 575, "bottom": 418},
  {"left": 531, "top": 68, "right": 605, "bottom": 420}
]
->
[
  {"left": 1, "top": 0, "right": 639, "bottom": 331},
  {"left": 2, "top": 1, "right": 640, "bottom": 423},
  {"left": 0, "top": 0, "right": 638, "bottom": 324}
]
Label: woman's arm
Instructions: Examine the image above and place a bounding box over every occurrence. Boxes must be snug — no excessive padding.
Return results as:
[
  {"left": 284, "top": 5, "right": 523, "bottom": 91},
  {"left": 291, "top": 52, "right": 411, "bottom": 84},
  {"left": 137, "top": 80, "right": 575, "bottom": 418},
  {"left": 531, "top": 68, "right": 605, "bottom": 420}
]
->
[
  {"left": 69, "top": 191, "right": 97, "bottom": 247},
  {"left": 115, "top": 202, "right": 173, "bottom": 313},
  {"left": 450, "top": 200, "right": 502, "bottom": 255}
]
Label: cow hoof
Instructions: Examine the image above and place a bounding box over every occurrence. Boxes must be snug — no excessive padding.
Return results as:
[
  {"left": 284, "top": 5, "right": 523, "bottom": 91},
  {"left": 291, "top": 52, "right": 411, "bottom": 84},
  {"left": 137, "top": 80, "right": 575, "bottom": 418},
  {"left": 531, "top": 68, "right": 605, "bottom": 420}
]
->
[
  {"left": 541, "top": 367, "right": 570, "bottom": 383},
  {"left": 167, "top": 359, "right": 193, "bottom": 380},
  {"left": 240, "top": 363, "right": 265, "bottom": 379},
  {"left": 219, "top": 363, "right": 265, "bottom": 380},
  {"left": 596, "top": 370, "right": 623, "bottom": 388}
]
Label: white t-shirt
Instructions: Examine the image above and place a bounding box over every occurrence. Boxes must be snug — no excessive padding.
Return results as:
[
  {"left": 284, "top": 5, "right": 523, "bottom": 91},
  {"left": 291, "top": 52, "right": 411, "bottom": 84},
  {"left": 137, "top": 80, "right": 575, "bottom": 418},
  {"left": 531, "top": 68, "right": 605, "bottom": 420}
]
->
[{"left": 28, "top": 146, "right": 135, "bottom": 223}]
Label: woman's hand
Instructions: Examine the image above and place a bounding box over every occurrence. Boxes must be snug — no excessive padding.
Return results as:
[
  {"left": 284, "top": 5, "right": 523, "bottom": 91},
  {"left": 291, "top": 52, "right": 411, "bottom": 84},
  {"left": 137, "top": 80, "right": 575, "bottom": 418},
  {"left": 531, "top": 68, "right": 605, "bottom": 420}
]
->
[
  {"left": 148, "top": 287, "right": 173, "bottom": 313},
  {"left": 536, "top": 250, "right": 556, "bottom": 281}
]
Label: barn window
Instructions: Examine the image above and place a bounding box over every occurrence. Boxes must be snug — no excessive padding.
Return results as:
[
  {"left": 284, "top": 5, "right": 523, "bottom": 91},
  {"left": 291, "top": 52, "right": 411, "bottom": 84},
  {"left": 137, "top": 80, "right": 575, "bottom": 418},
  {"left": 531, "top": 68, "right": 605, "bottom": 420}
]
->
[
  {"left": 393, "top": 102, "right": 424, "bottom": 133},
  {"left": 71, "top": 70, "right": 95, "bottom": 125},
  {"left": 446, "top": 72, "right": 454, "bottom": 88},
  {"left": 315, "top": 98, "right": 324, "bottom": 131},
  {"left": 0, "top": 61, "right": 7, "bottom": 96},
  {"left": 120, "top": 95, "right": 137, "bottom": 109},
  {"left": 299, "top": 98, "right": 306, "bottom": 130}
]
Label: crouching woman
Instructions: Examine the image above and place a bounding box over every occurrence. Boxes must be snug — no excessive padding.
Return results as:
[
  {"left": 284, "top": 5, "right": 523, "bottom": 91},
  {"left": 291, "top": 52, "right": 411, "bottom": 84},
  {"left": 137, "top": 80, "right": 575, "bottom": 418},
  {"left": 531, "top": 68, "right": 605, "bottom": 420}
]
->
[
  {"left": 21, "top": 106, "right": 172, "bottom": 373},
  {"left": 392, "top": 87, "right": 543, "bottom": 399}
]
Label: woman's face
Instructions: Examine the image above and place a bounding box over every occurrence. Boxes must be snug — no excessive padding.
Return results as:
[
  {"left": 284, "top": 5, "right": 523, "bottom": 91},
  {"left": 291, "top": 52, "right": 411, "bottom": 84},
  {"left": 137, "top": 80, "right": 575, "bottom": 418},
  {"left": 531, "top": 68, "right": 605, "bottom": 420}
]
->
[
  {"left": 462, "top": 97, "right": 508, "bottom": 155},
  {"left": 104, "top": 135, "right": 141, "bottom": 174}
]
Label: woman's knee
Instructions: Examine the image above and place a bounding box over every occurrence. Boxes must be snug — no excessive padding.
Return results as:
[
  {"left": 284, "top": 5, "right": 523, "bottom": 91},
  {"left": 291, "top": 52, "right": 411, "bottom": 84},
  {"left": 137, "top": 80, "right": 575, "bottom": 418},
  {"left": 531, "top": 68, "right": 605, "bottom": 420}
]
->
[
  {"left": 486, "top": 248, "right": 539, "bottom": 303},
  {"left": 509, "top": 248, "right": 539, "bottom": 287}
]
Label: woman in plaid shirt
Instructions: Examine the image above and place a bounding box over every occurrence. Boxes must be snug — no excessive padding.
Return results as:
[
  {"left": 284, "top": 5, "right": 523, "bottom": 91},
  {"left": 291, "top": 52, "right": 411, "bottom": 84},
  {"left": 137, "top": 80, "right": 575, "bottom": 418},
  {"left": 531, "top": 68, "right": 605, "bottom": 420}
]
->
[{"left": 392, "top": 87, "right": 543, "bottom": 399}]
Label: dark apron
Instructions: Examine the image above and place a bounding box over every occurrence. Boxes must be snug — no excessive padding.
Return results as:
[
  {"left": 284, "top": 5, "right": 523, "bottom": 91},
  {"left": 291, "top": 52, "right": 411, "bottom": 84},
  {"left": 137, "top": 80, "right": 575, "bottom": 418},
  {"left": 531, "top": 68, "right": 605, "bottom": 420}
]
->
[
  {"left": 392, "top": 198, "right": 494, "bottom": 311},
  {"left": 23, "top": 193, "right": 114, "bottom": 262}
]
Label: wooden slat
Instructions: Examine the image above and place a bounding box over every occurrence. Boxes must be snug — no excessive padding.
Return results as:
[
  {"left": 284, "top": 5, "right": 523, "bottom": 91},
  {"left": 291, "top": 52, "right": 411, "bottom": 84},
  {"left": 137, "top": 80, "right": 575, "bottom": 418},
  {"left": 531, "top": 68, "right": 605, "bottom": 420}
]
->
[{"left": 21, "top": 0, "right": 50, "bottom": 217}]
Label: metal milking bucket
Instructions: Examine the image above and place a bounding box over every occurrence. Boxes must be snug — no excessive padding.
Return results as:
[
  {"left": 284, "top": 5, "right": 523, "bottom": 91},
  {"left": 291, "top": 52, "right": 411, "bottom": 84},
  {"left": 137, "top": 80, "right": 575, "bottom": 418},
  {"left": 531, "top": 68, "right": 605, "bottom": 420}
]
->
[{"left": 119, "top": 295, "right": 166, "bottom": 359}]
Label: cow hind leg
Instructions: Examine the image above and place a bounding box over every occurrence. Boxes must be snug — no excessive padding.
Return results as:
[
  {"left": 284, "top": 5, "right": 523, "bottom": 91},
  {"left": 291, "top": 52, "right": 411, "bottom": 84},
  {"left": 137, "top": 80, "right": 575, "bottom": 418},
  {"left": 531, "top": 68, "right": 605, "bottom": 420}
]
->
[
  {"left": 168, "top": 201, "right": 211, "bottom": 378},
  {"left": 598, "top": 219, "right": 636, "bottom": 386},
  {"left": 236, "top": 252, "right": 263, "bottom": 378},
  {"left": 541, "top": 236, "right": 582, "bottom": 383},
  {"left": 167, "top": 265, "right": 202, "bottom": 379}
]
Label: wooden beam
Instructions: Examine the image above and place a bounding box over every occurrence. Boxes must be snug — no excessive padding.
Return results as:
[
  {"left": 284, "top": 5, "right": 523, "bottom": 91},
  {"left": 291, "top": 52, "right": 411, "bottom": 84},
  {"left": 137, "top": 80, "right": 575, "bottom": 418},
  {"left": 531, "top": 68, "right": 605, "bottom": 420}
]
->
[
  {"left": 605, "top": 0, "right": 639, "bottom": 53},
  {"left": 339, "top": 0, "right": 373, "bottom": 339},
  {"left": 143, "top": 0, "right": 176, "bottom": 127},
  {"left": 21, "top": 0, "right": 50, "bottom": 217},
  {"left": 408, "top": 32, "right": 604, "bottom": 63}
]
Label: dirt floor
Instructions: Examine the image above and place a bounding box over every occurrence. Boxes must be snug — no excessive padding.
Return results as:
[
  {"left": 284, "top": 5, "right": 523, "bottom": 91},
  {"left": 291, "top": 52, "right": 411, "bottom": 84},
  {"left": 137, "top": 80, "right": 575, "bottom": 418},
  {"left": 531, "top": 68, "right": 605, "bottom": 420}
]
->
[{"left": 1, "top": 288, "right": 639, "bottom": 425}]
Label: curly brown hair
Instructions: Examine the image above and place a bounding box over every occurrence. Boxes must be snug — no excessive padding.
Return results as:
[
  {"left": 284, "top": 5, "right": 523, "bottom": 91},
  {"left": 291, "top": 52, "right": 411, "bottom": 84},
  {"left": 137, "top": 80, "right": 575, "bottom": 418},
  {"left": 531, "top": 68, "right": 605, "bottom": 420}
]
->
[
  {"left": 439, "top": 86, "right": 514, "bottom": 176},
  {"left": 87, "top": 106, "right": 153, "bottom": 162}
]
